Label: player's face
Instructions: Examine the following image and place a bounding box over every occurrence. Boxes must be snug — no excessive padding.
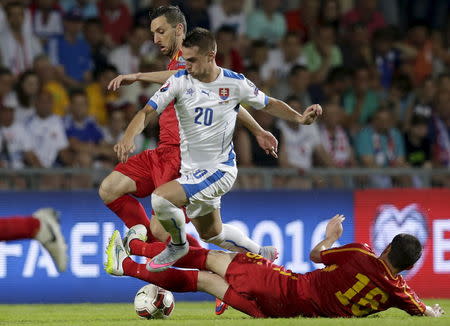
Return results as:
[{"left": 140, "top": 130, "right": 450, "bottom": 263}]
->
[
  {"left": 151, "top": 16, "right": 178, "bottom": 57},
  {"left": 182, "top": 46, "right": 213, "bottom": 79}
]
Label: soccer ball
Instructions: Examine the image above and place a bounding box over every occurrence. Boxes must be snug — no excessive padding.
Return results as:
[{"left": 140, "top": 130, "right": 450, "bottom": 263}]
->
[{"left": 134, "top": 284, "right": 175, "bottom": 319}]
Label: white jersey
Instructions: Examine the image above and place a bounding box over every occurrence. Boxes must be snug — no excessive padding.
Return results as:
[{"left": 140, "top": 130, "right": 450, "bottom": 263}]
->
[{"left": 147, "top": 68, "right": 269, "bottom": 173}]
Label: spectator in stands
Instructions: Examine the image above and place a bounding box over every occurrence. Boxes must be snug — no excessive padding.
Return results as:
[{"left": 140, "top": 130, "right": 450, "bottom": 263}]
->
[
  {"left": 83, "top": 18, "right": 110, "bottom": 72},
  {"left": 246, "top": 40, "right": 273, "bottom": 84},
  {"left": 0, "top": 1, "right": 43, "bottom": 75},
  {"left": 98, "top": 0, "right": 132, "bottom": 46},
  {"left": 208, "top": 0, "right": 246, "bottom": 36},
  {"left": 246, "top": 0, "right": 286, "bottom": 46},
  {"left": 343, "top": 65, "right": 381, "bottom": 133},
  {"left": 310, "top": 67, "right": 352, "bottom": 104},
  {"left": 406, "top": 22, "right": 433, "bottom": 86},
  {"left": 33, "top": 55, "right": 69, "bottom": 116},
  {"left": 303, "top": 23, "right": 343, "bottom": 84},
  {"left": 319, "top": 102, "right": 355, "bottom": 168},
  {"left": 64, "top": 89, "right": 113, "bottom": 170},
  {"left": 284, "top": 0, "right": 320, "bottom": 41},
  {"left": 429, "top": 91, "right": 450, "bottom": 171},
  {"left": 0, "top": 105, "right": 41, "bottom": 169},
  {"left": 47, "top": 8, "right": 92, "bottom": 88},
  {"left": 26, "top": 89, "right": 72, "bottom": 189},
  {"left": 318, "top": 0, "right": 341, "bottom": 32},
  {"left": 342, "top": 0, "right": 386, "bottom": 38},
  {"left": 85, "top": 64, "right": 119, "bottom": 126},
  {"left": 0, "top": 68, "right": 16, "bottom": 108},
  {"left": 355, "top": 107, "right": 408, "bottom": 188},
  {"left": 108, "top": 24, "right": 155, "bottom": 75},
  {"left": 272, "top": 65, "right": 312, "bottom": 107},
  {"left": 61, "top": 0, "right": 98, "bottom": 19},
  {"left": 12, "top": 70, "right": 40, "bottom": 123},
  {"left": 261, "top": 32, "right": 307, "bottom": 80},
  {"left": 341, "top": 23, "right": 372, "bottom": 70},
  {"left": 385, "top": 74, "right": 415, "bottom": 125},
  {"left": 277, "top": 96, "right": 334, "bottom": 189},
  {"left": 404, "top": 114, "right": 432, "bottom": 187},
  {"left": 215, "top": 25, "right": 244, "bottom": 73},
  {"left": 30, "top": 0, "right": 63, "bottom": 42},
  {"left": 181, "top": 0, "right": 210, "bottom": 31}
]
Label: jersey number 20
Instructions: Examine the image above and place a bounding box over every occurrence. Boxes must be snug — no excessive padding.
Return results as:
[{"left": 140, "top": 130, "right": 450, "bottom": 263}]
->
[{"left": 194, "top": 107, "right": 213, "bottom": 126}]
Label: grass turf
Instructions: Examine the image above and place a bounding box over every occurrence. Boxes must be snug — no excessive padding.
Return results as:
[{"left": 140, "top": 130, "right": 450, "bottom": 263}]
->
[{"left": 0, "top": 300, "right": 448, "bottom": 326}]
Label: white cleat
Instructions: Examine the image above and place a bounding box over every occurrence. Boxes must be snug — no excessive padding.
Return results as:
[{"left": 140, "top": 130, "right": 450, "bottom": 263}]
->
[
  {"left": 33, "top": 208, "right": 68, "bottom": 272},
  {"left": 259, "top": 246, "right": 279, "bottom": 262},
  {"left": 105, "top": 230, "right": 128, "bottom": 276},
  {"left": 123, "top": 224, "right": 147, "bottom": 254}
]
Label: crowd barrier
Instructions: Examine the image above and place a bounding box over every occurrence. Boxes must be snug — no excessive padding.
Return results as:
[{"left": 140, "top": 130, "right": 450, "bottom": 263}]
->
[{"left": 0, "top": 189, "right": 448, "bottom": 303}]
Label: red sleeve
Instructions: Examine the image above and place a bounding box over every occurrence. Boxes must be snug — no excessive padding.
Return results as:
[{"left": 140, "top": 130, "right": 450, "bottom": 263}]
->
[
  {"left": 394, "top": 282, "right": 426, "bottom": 316},
  {"left": 320, "top": 243, "right": 375, "bottom": 266}
]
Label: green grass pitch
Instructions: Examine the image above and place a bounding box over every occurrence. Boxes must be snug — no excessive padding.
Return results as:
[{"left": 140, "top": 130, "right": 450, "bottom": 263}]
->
[{"left": 0, "top": 300, "right": 449, "bottom": 326}]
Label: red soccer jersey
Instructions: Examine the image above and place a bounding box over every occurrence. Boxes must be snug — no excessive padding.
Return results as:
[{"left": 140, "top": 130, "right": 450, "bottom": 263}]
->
[
  {"left": 157, "top": 50, "right": 185, "bottom": 146},
  {"left": 289, "top": 243, "right": 426, "bottom": 317}
]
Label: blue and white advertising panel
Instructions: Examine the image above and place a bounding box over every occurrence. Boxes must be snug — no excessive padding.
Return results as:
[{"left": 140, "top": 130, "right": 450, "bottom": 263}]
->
[{"left": 0, "top": 190, "right": 353, "bottom": 303}]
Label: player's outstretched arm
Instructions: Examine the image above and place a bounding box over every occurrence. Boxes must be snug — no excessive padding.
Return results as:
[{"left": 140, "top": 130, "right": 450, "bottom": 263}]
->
[
  {"left": 237, "top": 106, "right": 278, "bottom": 158},
  {"left": 424, "top": 304, "right": 445, "bottom": 317},
  {"left": 310, "top": 214, "right": 345, "bottom": 263},
  {"left": 114, "top": 105, "right": 158, "bottom": 163},
  {"left": 262, "top": 97, "right": 323, "bottom": 125},
  {"left": 108, "top": 70, "right": 178, "bottom": 91}
]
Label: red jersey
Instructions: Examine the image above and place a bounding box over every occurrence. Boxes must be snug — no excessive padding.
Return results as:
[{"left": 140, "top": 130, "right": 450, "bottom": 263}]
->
[
  {"left": 157, "top": 50, "right": 185, "bottom": 146},
  {"left": 295, "top": 243, "right": 426, "bottom": 317}
]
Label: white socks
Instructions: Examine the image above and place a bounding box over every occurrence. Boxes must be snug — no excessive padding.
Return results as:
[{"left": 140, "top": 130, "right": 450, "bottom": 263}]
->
[
  {"left": 151, "top": 194, "right": 186, "bottom": 245},
  {"left": 203, "top": 223, "right": 261, "bottom": 254}
]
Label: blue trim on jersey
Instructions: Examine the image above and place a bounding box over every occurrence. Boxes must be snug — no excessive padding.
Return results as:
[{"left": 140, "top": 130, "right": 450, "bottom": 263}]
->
[
  {"left": 222, "top": 148, "right": 236, "bottom": 166},
  {"left": 174, "top": 69, "right": 188, "bottom": 78},
  {"left": 264, "top": 95, "right": 269, "bottom": 106},
  {"left": 223, "top": 69, "right": 244, "bottom": 80},
  {"left": 147, "top": 100, "right": 158, "bottom": 110},
  {"left": 181, "top": 170, "right": 226, "bottom": 199}
]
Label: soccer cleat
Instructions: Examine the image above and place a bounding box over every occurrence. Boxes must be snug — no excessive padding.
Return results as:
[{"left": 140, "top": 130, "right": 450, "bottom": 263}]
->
[
  {"left": 259, "top": 246, "right": 279, "bottom": 262},
  {"left": 215, "top": 298, "right": 229, "bottom": 315},
  {"left": 33, "top": 208, "right": 68, "bottom": 272},
  {"left": 105, "top": 230, "right": 128, "bottom": 276},
  {"left": 146, "top": 242, "right": 189, "bottom": 272},
  {"left": 123, "top": 224, "right": 148, "bottom": 254}
]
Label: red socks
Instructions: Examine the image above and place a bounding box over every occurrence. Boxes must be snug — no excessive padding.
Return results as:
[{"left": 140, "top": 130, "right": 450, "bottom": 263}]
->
[
  {"left": 107, "top": 195, "right": 151, "bottom": 235},
  {"left": 223, "top": 287, "right": 266, "bottom": 318},
  {"left": 0, "top": 216, "right": 40, "bottom": 241},
  {"left": 129, "top": 241, "right": 208, "bottom": 270},
  {"left": 123, "top": 257, "right": 198, "bottom": 292}
]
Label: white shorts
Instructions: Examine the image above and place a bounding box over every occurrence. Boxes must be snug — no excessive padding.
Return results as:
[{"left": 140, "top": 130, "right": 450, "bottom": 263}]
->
[{"left": 177, "top": 167, "right": 237, "bottom": 218}]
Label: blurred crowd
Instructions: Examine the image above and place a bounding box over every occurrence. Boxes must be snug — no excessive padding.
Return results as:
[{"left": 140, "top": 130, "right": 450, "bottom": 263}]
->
[{"left": 0, "top": 0, "right": 449, "bottom": 190}]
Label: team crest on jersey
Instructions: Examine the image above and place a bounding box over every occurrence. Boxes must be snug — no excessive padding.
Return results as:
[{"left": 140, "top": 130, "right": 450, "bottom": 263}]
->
[
  {"left": 219, "top": 88, "right": 229, "bottom": 100},
  {"left": 160, "top": 82, "right": 170, "bottom": 92}
]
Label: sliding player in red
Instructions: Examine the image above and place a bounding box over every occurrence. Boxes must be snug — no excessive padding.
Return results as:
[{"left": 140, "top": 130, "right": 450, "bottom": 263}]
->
[
  {"left": 0, "top": 208, "right": 67, "bottom": 272},
  {"left": 105, "top": 215, "right": 444, "bottom": 318}
]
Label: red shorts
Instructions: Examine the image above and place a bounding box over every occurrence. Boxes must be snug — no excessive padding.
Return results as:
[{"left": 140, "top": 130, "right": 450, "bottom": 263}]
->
[
  {"left": 114, "top": 145, "right": 181, "bottom": 198},
  {"left": 225, "top": 253, "right": 306, "bottom": 318}
]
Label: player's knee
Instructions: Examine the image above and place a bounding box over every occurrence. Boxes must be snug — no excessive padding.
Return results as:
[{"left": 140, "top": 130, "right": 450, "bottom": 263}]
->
[{"left": 98, "top": 179, "right": 114, "bottom": 203}]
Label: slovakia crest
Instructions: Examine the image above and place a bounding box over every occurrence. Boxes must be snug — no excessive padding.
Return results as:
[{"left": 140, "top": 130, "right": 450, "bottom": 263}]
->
[
  {"left": 160, "top": 82, "right": 170, "bottom": 92},
  {"left": 219, "top": 88, "right": 229, "bottom": 100}
]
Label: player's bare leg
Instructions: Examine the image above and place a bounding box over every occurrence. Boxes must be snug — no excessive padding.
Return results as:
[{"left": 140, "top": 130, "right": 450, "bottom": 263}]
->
[
  {"left": 99, "top": 171, "right": 136, "bottom": 204},
  {"left": 147, "top": 180, "right": 189, "bottom": 271}
]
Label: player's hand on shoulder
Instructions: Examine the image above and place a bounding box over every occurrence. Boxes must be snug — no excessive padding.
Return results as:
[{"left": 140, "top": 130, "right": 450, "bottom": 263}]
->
[
  {"left": 108, "top": 73, "right": 140, "bottom": 91},
  {"left": 114, "top": 137, "right": 136, "bottom": 163},
  {"left": 301, "top": 104, "right": 322, "bottom": 125},
  {"left": 325, "top": 214, "right": 345, "bottom": 241},
  {"left": 256, "top": 130, "right": 278, "bottom": 158}
]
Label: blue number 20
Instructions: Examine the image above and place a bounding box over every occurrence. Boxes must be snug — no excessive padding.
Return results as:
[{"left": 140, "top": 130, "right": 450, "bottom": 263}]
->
[{"left": 194, "top": 107, "right": 213, "bottom": 126}]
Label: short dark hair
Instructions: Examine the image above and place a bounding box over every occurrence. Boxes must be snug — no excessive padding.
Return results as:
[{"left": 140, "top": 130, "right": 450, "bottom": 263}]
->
[
  {"left": 4, "top": 1, "right": 23, "bottom": 15},
  {"left": 388, "top": 234, "right": 422, "bottom": 270},
  {"left": 216, "top": 25, "right": 237, "bottom": 37},
  {"left": 289, "top": 64, "right": 308, "bottom": 77},
  {"left": 69, "top": 88, "right": 87, "bottom": 101},
  {"left": 183, "top": 27, "right": 216, "bottom": 54},
  {"left": 0, "top": 67, "right": 12, "bottom": 77},
  {"left": 149, "top": 6, "right": 186, "bottom": 35}
]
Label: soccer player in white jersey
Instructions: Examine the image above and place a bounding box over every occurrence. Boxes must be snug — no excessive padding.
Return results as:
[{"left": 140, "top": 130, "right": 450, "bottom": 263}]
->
[{"left": 115, "top": 28, "right": 322, "bottom": 271}]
